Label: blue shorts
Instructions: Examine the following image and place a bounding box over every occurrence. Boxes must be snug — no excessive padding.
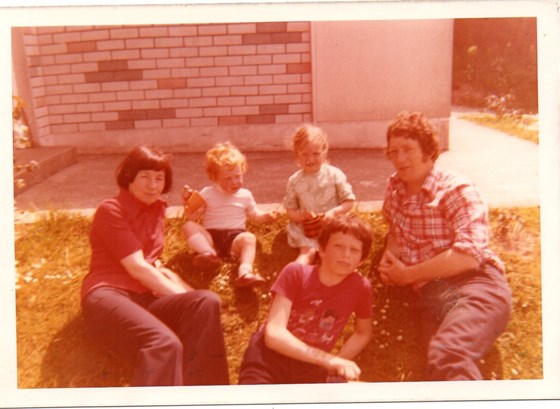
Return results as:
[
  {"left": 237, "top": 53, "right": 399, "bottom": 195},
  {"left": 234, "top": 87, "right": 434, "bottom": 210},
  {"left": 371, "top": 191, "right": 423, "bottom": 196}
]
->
[{"left": 207, "top": 229, "right": 245, "bottom": 259}]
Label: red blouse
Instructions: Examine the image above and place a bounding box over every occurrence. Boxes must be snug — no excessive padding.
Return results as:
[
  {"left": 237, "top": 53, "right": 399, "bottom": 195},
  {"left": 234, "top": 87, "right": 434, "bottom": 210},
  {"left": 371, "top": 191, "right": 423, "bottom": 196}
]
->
[{"left": 81, "top": 188, "right": 167, "bottom": 299}]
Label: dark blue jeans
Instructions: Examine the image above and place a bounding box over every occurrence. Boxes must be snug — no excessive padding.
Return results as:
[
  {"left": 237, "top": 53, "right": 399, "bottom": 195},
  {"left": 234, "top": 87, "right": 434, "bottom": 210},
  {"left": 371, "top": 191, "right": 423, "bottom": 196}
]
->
[
  {"left": 82, "top": 286, "right": 229, "bottom": 386},
  {"left": 417, "top": 265, "right": 512, "bottom": 380}
]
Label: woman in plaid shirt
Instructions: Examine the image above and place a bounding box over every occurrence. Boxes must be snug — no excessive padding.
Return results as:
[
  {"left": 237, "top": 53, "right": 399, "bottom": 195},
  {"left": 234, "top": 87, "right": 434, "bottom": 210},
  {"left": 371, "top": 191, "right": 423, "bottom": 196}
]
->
[{"left": 378, "top": 111, "right": 512, "bottom": 380}]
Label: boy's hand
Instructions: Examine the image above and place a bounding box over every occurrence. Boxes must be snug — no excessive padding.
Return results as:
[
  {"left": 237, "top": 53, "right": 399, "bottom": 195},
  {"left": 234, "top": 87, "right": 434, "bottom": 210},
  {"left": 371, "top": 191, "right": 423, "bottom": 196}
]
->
[
  {"left": 325, "top": 356, "right": 361, "bottom": 381},
  {"left": 265, "top": 210, "right": 281, "bottom": 222},
  {"left": 182, "top": 185, "right": 206, "bottom": 221},
  {"left": 184, "top": 205, "right": 205, "bottom": 221},
  {"left": 248, "top": 208, "right": 282, "bottom": 223},
  {"left": 181, "top": 184, "right": 193, "bottom": 203}
]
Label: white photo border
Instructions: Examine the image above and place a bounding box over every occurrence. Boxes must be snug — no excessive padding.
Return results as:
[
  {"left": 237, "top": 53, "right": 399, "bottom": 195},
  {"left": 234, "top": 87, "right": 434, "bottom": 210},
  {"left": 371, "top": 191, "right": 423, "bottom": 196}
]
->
[{"left": 1, "top": 1, "right": 559, "bottom": 408}]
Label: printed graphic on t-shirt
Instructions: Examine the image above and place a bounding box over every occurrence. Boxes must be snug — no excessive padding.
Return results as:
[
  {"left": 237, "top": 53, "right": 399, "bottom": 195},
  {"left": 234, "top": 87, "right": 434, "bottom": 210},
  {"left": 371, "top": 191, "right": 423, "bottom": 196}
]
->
[{"left": 288, "top": 298, "right": 342, "bottom": 349}]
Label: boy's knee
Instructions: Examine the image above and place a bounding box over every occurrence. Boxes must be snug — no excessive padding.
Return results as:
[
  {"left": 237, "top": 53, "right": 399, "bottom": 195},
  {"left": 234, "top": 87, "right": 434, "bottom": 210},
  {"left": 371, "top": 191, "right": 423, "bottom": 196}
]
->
[
  {"left": 182, "top": 221, "right": 198, "bottom": 236},
  {"left": 237, "top": 232, "right": 256, "bottom": 246}
]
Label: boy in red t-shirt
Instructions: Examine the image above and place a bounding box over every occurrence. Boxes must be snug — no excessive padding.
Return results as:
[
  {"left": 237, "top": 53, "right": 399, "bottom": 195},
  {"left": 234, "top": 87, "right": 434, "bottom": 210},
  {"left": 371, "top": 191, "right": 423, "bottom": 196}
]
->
[{"left": 238, "top": 214, "right": 373, "bottom": 384}]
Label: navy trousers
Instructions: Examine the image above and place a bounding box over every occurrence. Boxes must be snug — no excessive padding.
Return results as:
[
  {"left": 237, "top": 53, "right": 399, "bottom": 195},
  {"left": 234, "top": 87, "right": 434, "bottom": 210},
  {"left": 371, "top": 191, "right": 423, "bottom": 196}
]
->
[
  {"left": 417, "top": 265, "right": 512, "bottom": 381},
  {"left": 82, "top": 286, "right": 230, "bottom": 386},
  {"left": 238, "top": 329, "right": 329, "bottom": 384}
]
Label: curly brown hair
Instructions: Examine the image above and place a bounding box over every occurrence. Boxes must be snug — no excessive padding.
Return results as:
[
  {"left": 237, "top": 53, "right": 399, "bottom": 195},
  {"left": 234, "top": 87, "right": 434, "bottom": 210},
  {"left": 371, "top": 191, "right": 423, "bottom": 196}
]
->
[{"left": 386, "top": 111, "right": 440, "bottom": 161}]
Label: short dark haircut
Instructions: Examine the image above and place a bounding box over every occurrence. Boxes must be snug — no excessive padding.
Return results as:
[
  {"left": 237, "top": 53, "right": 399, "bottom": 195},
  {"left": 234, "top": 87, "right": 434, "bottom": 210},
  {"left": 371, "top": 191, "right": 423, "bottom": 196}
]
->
[
  {"left": 386, "top": 111, "right": 440, "bottom": 161},
  {"left": 116, "top": 146, "right": 173, "bottom": 193},
  {"left": 317, "top": 213, "right": 373, "bottom": 261}
]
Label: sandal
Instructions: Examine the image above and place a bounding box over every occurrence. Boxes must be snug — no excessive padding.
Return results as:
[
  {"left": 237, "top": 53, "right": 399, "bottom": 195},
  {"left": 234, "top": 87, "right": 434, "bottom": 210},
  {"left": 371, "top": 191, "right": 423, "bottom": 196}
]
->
[{"left": 235, "top": 272, "right": 266, "bottom": 288}]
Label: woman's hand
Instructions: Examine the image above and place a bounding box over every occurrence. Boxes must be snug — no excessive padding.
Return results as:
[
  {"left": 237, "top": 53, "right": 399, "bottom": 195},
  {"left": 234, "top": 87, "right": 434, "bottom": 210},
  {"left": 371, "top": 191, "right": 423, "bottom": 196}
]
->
[
  {"left": 157, "top": 265, "right": 194, "bottom": 292},
  {"left": 122, "top": 252, "right": 190, "bottom": 296}
]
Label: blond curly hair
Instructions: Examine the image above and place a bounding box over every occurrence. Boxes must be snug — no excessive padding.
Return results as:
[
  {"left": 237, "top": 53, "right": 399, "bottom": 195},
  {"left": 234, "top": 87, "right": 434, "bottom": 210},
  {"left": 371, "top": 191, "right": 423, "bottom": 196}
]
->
[{"left": 205, "top": 141, "right": 247, "bottom": 181}]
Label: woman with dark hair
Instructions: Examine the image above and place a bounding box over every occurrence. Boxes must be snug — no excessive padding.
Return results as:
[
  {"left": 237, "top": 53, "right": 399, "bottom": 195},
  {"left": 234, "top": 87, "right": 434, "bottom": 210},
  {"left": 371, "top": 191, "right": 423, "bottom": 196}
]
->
[{"left": 80, "top": 145, "right": 229, "bottom": 386}]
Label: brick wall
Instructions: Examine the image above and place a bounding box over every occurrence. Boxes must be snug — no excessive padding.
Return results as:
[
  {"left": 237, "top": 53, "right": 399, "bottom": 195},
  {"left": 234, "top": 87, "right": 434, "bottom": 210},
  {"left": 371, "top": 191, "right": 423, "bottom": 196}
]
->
[{"left": 19, "top": 22, "right": 312, "bottom": 152}]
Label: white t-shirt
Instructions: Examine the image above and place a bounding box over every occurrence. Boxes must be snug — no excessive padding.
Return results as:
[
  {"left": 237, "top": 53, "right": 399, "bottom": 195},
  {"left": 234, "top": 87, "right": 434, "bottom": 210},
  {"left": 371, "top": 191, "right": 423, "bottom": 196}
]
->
[{"left": 200, "top": 185, "right": 257, "bottom": 230}]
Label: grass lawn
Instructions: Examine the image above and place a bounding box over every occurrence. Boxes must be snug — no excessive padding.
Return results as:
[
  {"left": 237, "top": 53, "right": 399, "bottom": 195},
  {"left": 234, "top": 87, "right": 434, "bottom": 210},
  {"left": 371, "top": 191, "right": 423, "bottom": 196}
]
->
[
  {"left": 460, "top": 113, "right": 539, "bottom": 144},
  {"left": 14, "top": 207, "right": 542, "bottom": 387}
]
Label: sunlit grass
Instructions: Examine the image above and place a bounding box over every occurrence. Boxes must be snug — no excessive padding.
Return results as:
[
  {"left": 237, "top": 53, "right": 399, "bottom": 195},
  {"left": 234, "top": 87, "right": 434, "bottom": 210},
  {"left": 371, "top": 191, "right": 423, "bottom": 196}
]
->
[
  {"left": 460, "top": 113, "right": 539, "bottom": 144},
  {"left": 14, "top": 207, "right": 542, "bottom": 387}
]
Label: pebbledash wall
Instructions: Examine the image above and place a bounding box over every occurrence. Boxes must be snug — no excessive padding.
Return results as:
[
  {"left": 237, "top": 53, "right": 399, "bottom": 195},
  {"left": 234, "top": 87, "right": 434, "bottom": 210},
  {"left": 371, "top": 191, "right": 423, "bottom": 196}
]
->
[{"left": 12, "top": 20, "right": 453, "bottom": 153}]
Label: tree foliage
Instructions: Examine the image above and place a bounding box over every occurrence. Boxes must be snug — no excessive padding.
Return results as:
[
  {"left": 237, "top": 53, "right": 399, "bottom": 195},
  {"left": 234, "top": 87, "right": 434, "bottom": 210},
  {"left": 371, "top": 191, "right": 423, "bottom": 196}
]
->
[{"left": 452, "top": 18, "right": 538, "bottom": 113}]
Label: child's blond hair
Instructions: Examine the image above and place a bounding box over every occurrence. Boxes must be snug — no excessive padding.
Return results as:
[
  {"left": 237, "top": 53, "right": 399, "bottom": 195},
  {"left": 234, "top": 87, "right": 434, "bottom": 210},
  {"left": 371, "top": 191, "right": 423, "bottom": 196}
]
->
[
  {"left": 205, "top": 141, "right": 248, "bottom": 181},
  {"left": 291, "top": 124, "right": 329, "bottom": 154}
]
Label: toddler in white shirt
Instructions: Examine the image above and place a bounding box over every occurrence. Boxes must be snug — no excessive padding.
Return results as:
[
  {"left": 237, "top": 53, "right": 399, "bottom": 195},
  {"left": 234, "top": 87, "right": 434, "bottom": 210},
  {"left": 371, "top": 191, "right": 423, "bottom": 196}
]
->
[{"left": 183, "top": 141, "right": 279, "bottom": 288}]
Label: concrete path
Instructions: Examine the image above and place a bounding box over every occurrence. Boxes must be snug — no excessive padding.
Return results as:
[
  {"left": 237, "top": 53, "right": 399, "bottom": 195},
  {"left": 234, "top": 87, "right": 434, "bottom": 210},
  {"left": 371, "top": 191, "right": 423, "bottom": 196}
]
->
[
  {"left": 13, "top": 112, "right": 539, "bottom": 221},
  {"left": 439, "top": 112, "right": 539, "bottom": 208}
]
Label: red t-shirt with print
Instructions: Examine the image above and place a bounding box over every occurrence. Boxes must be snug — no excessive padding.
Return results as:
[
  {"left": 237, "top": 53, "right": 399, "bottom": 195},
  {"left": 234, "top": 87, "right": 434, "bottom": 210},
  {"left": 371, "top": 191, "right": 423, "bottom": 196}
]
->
[{"left": 271, "top": 262, "right": 372, "bottom": 352}]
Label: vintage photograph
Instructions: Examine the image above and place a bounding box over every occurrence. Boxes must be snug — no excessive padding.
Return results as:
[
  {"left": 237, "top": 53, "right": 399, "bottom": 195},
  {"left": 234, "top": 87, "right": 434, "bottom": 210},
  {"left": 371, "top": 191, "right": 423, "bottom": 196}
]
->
[{"left": 3, "top": 1, "right": 559, "bottom": 408}]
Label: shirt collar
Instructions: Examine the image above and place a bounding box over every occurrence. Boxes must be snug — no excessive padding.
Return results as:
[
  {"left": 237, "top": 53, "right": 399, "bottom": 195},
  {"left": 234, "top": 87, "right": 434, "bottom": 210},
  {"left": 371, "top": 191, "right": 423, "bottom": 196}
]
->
[
  {"left": 420, "top": 167, "right": 440, "bottom": 201},
  {"left": 389, "top": 166, "right": 440, "bottom": 201}
]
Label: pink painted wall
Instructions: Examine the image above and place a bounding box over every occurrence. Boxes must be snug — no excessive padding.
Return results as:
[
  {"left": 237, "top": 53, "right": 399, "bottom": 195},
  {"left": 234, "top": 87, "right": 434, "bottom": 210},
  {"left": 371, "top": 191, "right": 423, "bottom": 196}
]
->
[{"left": 312, "top": 20, "right": 453, "bottom": 149}]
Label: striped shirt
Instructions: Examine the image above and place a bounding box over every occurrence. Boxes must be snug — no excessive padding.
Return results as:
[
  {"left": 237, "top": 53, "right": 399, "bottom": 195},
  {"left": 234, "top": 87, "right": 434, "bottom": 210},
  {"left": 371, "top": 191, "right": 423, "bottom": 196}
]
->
[{"left": 382, "top": 167, "right": 504, "bottom": 274}]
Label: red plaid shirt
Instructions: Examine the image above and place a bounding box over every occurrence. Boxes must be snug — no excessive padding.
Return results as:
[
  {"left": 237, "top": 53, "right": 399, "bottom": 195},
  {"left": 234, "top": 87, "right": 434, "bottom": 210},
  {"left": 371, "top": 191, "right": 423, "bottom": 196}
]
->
[{"left": 382, "top": 167, "right": 504, "bottom": 275}]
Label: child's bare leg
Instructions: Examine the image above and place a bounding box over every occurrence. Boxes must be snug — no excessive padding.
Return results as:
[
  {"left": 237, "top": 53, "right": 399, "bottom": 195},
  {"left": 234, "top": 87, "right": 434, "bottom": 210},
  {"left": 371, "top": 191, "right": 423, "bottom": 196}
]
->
[
  {"left": 182, "top": 221, "right": 216, "bottom": 255},
  {"left": 183, "top": 221, "right": 221, "bottom": 271},
  {"left": 295, "top": 246, "right": 317, "bottom": 265},
  {"left": 231, "top": 232, "right": 256, "bottom": 277},
  {"left": 231, "top": 232, "right": 265, "bottom": 287}
]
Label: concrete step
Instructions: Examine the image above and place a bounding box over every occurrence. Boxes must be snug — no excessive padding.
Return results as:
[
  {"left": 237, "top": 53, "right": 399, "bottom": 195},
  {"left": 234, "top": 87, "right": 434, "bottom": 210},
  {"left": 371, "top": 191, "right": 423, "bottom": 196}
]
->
[{"left": 13, "top": 146, "right": 77, "bottom": 195}]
